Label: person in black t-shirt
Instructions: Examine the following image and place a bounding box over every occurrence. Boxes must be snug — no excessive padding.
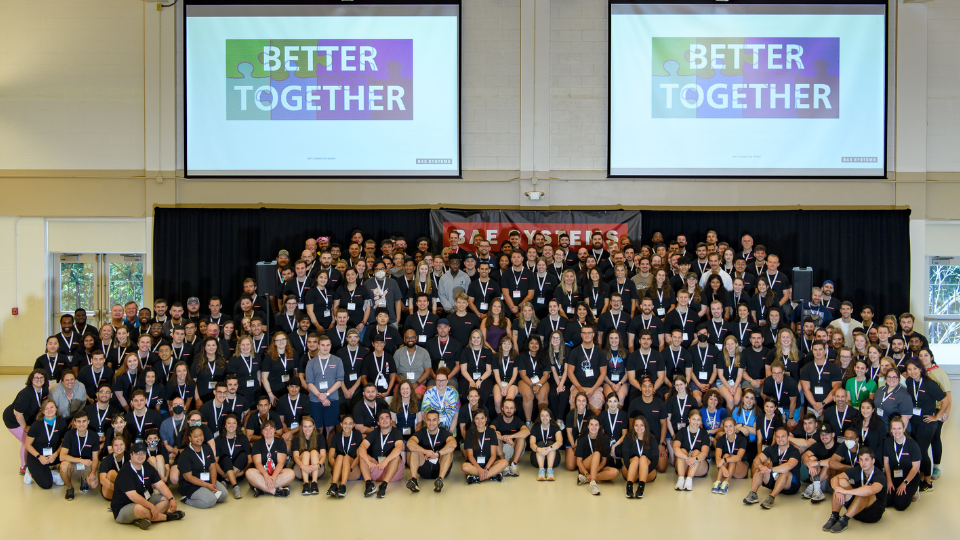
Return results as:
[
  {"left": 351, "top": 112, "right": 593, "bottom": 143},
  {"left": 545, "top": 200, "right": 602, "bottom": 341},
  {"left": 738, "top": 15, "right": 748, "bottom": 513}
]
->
[
  {"left": 58, "top": 409, "right": 100, "bottom": 500},
  {"left": 575, "top": 416, "right": 618, "bottom": 496},
  {"left": 407, "top": 410, "right": 457, "bottom": 493},
  {"left": 461, "top": 408, "right": 508, "bottom": 484},
  {"left": 712, "top": 416, "right": 748, "bottom": 496},
  {"left": 178, "top": 426, "right": 228, "bottom": 509},
  {"left": 247, "top": 420, "right": 295, "bottom": 497},
  {"left": 882, "top": 417, "right": 921, "bottom": 511},
  {"left": 290, "top": 416, "right": 327, "bottom": 495},
  {"left": 492, "top": 399, "right": 529, "bottom": 476},
  {"left": 801, "top": 423, "right": 839, "bottom": 502},
  {"left": 621, "top": 415, "right": 658, "bottom": 499},
  {"left": 529, "top": 408, "right": 563, "bottom": 480},
  {"left": 327, "top": 415, "right": 362, "bottom": 497},
  {"left": 358, "top": 410, "right": 404, "bottom": 498},
  {"left": 110, "top": 442, "right": 183, "bottom": 528},
  {"left": 823, "top": 447, "right": 886, "bottom": 532},
  {"left": 744, "top": 426, "right": 801, "bottom": 508}
]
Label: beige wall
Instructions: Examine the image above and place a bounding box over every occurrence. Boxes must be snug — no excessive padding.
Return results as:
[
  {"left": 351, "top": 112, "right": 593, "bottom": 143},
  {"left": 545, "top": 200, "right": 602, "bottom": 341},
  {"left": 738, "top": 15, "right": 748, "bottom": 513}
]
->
[{"left": 0, "top": 0, "right": 958, "bottom": 369}]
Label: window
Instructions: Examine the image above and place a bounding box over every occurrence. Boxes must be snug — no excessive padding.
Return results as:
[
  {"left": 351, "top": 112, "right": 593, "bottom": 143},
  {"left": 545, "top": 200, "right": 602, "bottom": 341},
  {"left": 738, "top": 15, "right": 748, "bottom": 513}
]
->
[{"left": 927, "top": 256, "right": 960, "bottom": 365}]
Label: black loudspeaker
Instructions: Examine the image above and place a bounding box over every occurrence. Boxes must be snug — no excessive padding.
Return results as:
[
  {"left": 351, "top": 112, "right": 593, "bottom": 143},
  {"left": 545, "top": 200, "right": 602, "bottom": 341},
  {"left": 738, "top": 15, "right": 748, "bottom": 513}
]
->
[
  {"left": 257, "top": 261, "right": 278, "bottom": 297},
  {"left": 792, "top": 267, "right": 813, "bottom": 304}
]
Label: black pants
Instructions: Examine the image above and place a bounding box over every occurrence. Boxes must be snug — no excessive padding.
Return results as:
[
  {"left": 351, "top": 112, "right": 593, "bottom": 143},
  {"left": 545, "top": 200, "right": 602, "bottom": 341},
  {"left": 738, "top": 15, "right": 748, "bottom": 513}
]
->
[
  {"left": 26, "top": 453, "right": 55, "bottom": 490},
  {"left": 886, "top": 475, "right": 920, "bottom": 511},
  {"left": 218, "top": 452, "right": 248, "bottom": 477},
  {"left": 909, "top": 417, "right": 936, "bottom": 477},
  {"left": 932, "top": 420, "right": 943, "bottom": 465},
  {"left": 548, "top": 386, "right": 570, "bottom": 425}
]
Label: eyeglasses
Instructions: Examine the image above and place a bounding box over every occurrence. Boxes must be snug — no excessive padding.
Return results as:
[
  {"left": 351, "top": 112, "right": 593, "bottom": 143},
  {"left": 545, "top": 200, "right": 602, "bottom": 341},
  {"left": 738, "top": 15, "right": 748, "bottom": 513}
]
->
[{"left": 436, "top": 379, "right": 448, "bottom": 383}]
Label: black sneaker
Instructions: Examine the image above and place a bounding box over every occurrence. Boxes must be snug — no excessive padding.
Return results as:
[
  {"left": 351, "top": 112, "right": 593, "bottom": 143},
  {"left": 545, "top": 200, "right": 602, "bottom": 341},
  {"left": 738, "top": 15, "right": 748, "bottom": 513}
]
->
[
  {"left": 625, "top": 482, "right": 634, "bottom": 499},
  {"left": 920, "top": 482, "right": 934, "bottom": 493},
  {"left": 377, "top": 482, "right": 388, "bottom": 499},
  {"left": 338, "top": 484, "right": 347, "bottom": 497},
  {"left": 252, "top": 487, "right": 262, "bottom": 498},
  {"left": 364, "top": 480, "right": 377, "bottom": 497},
  {"left": 311, "top": 482, "right": 320, "bottom": 495},
  {"left": 466, "top": 475, "right": 480, "bottom": 485},
  {"left": 165, "top": 510, "right": 185, "bottom": 521},
  {"left": 79, "top": 479, "right": 89, "bottom": 493},
  {"left": 434, "top": 478, "right": 444, "bottom": 492},
  {"left": 636, "top": 482, "right": 645, "bottom": 499},
  {"left": 406, "top": 478, "right": 420, "bottom": 493},
  {"left": 491, "top": 473, "right": 503, "bottom": 482},
  {"left": 132, "top": 518, "right": 151, "bottom": 530},
  {"left": 830, "top": 516, "right": 849, "bottom": 533},
  {"left": 326, "top": 483, "right": 338, "bottom": 496},
  {"left": 822, "top": 515, "right": 838, "bottom": 531},
  {"left": 65, "top": 487, "right": 75, "bottom": 501},
  {"left": 302, "top": 482, "right": 310, "bottom": 496},
  {"left": 276, "top": 487, "right": 290, "bottom": 497}
]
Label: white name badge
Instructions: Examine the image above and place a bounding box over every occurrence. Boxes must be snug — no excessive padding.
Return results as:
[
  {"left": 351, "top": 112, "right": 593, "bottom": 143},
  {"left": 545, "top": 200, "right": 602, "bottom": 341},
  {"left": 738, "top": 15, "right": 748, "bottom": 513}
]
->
[
  {"left": 473, "top": 372, "right": 482, "bottom": 380},
  {"left": 438, "top": 361, "right": 446, "bottom": 369},
  {"left": 530, "top": 376, "right": 540, "bottom": 384},
  {"left": 699, "top": 371, "right": 708, "bottom": 380},
  {"left": 729, "top": 380, "right": 736, "bottom": 387},
  {"left": 402, "top": 427, "right": 411, "bottom": 436},
  {"left": 290, "top": 422, "right": 299, "bottom": 429},
  {"left": 536, "top": 297, "right": 545, "bottom": 305},
  {"left": 512, "top": 290, "right": 521, "bottom": 299},
  {"left": 893, "top": 470, "right": 904, "bottom": 478},
  {"left": 208, "top": 382, "right": 216, "bottom": 389},
  {"left": 591, "top": 309, "right": 598, "bottom": 316},
  {"left": 42, "top": 447, "right": 53, "bottom": 457},
  {"left": 281, "top": 374, "right": 290, "bottom": 382},
  {"left": 378, "top": 301, "right": 387, "bottom": 306},
  {"left": 500, "top": 381, "right": 508, "bottom": 388},
  {"left": 297, "top": 303, "right": 305, "bottom": 310},
  {"left": 200, "top": 472, "right": 211, "bottom": 482},
  {"left": 428, "top": 458, "right": 439, "bottom": 465},
  {"left": 347, "top": 303, "right": 356, "bottom": 311},
  {"left": 76, "top": 463, "right": 85, "bottom": 471},
  {"left": 913, "top": 408, "right": 922, "bottom": 416},
  {"left": 682, "top": 333, "right": 689, "bottom": 341},
  {"left": 418, "top": 335, "right": 427, "bottom": 343},
  {"left": 97, "top": 432, "right": 104, "bottom": 438},
  {"left": 376, "top": 374, "right": 388, "bottom": 388},
  {"left": 318, "top": 381, "right": 329, "bottom": 390},
  {"left": 323, "top": 310, "right": 331, "bottom": 317},
  {"left": 814, "top": 386, "right": 823, "bottom": 395},
  {"left": 584, "top": 369, "right": 595, "bottom": 377},
  {"left": 135, "top": 439, "right": 143, "bottom": 444},
  {"left": 406, "top": 372, "right": 416, "bottom": 380},
  {"left": 566, "top": 306, "right": 574, "bottom": 314},
  {"left": 716, "top": 343, "right": 723, "bottom": 351},
  {"left": 657, "top": 308, "right": 665, "bottom": 316},
  {"left": 377, "top": 456, "right": 386, "bottom": 463},
  {"left": 246, "top": 380, "right": 255, "bottom": 388},
  {"left": 480, "top": 302, "right": 489, "bottom": 311},
  {"left": 349, "top": 373, "right": 358, "bottom": 382},
  {"left": 611, "top": 373, "right": 620, "bottom": 382},
  {"left": 877, "top": 409, "right": 884, "bottom": 417},
  {"left": 476, "top": 456, "right": 486, "bottom": 465}
]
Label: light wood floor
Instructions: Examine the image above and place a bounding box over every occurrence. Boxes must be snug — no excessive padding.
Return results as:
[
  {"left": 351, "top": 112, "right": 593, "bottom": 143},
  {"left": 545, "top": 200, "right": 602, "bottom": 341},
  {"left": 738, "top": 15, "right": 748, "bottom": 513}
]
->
[{"left": 2, "top": 375, "right": 959, "bottom": 537}]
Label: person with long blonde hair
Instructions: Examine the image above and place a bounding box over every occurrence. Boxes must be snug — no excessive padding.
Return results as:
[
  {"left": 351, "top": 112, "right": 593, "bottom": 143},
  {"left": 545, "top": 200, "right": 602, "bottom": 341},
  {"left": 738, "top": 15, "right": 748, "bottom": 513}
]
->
[{"left": 717, "top": 335, "right": 744, "bottom": 410}]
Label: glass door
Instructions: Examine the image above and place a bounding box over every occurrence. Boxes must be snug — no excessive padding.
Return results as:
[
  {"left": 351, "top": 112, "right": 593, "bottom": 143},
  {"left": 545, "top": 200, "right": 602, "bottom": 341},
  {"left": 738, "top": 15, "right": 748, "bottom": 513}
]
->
[{"left": 52, "top": 253, "right": 144, "bottom": 334}]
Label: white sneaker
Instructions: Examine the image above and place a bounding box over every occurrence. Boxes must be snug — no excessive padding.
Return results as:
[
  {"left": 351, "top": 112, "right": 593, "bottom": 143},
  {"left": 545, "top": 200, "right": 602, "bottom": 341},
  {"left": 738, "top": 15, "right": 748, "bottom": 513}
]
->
[
  {"left": 802, "top": 483, "right": 815, "bottom": 499},
  {"left": 684, "top": 476, "right": 693, "bottom": 491},
  {"left": 557, "top": 420, "right": 565, "bottom": 430},
  {"left": 23, "top": 470, "right": 32, "bottom": 485},
  {"left": 577, "top": 474, "right": 588, "bottom": 486},
  {"left": 589, "top": 480, "right": 600, "bottom": 495},
  {"left": 51, "top": 471, "right": 64, "bottom": 486},
  {"left": 526, "top": 421, "right": 533, "bottom": 429},
  {"left": 675, "top": 477, "right": 685, "bottom": 491},
  {"left": 510, "top": 463, "right": 519, "bottom": 477}
]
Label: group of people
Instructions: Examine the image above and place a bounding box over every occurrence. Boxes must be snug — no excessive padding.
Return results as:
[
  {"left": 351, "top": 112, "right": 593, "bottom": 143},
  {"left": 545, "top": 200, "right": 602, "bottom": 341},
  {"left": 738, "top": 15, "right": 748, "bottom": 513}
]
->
[{"left": 3, "top": 227, "right": 949, "bottom": 533}]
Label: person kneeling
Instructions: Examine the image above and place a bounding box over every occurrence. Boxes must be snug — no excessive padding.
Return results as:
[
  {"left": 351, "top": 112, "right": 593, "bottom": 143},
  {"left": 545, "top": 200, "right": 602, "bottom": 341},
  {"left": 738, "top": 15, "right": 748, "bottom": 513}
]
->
[
  {"left": 822, "top": 447, "right": 886, "bottom": 533},
  {"left": 743, "top": 426, "right": 801, "bottom": 509},
  {"left": 359, "top": 410, "right": 405, "bottom": 498},
  {"left": 178, "top": 426, "right": 228, "bottom": 509},
  {"left": 407, "top": 410, "right": 457, "bottom": 493},
  {"left": 110, "top": 442, "right": 184, "bottom": 529}
]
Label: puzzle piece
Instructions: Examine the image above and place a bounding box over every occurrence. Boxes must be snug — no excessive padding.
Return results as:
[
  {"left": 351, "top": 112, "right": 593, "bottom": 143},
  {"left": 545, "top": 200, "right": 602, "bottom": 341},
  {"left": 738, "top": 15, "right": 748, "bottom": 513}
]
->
[
  {"left": 742, "top": 72, "right": 797, "bottom": 118},
  {"left": 268, "top": 39, "right": 327, "bottom": 81},
  {"left": 369, "top": 60, "right": 413, "bottom": 121},
  {"left": 226, "top": 39, "right": 271, "bottom": 79},
  {"left": 652, "top": 38, "right": 698, "bottom": 77},
  {"left": 269, "top": 60, "right": 325, "bottom": 120},
  {"left": 695, "top": 60, "right": 744, "bottom": 119},
  {"left": 226, "top": 62, "right": 270, "bottom": 120},
  {"left": 651, "top": 60, "right": 696, "bottom": 118},
  {"left": 315, "top": 75, "right": 373, "bottom": 120},
  {"left": 695, "top": 37, "right": 752, "bottom": 77},
  {"left": 796, "top": 58, "right": 840, "bottom": 118}
]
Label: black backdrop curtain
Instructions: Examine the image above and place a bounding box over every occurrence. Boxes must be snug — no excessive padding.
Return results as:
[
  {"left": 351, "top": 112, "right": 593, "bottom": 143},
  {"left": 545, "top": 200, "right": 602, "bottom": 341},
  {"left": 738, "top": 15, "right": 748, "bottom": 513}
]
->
[{"left": 154, "top": 207, "right": 910, "bottom": 318}]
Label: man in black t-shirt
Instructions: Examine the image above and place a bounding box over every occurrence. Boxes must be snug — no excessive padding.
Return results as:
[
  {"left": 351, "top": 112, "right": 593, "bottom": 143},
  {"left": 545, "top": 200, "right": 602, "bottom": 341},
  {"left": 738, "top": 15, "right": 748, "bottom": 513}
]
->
[
  {"left": 801, "top": 424, "right": 838, "bottom": 502},
  {"left": 744, "top": 426, "right": 801, "bottom": 509},
  {"left": 111, "top": 442, "right": 182, "bottom": 528},
  {"left": 823, "top": 447, "right": 886, "bottom": 532},
  {"left": 406, "top": 410, "right": 457, "bottom": 493},
  {"left": 358, "top": 410, "right": 404, "bottom": 498},
  {"left": 58, "top": 410, "right": 100, "bottom": 500},
  {"left": 491, "top": 399, "right": 529, "bottom": 477}
]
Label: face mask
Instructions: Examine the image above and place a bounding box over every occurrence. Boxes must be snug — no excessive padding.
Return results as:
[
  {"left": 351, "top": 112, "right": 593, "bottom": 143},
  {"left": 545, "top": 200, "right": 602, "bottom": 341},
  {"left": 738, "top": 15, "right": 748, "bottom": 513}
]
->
[
  {"left": 148, "top": 440, "right": 158, "bottom": 448},
  {"left": 845, "top": 440, "right": 857, "bottom": 449},
  {"left": 375, "top": 270, "right": 386, "bottom": 280},
  {"left": 189, "top": 421, "right": 201, "bottom": 427},
  {"left": 172, "top": 405, "right": 184, "bottom": 415}
]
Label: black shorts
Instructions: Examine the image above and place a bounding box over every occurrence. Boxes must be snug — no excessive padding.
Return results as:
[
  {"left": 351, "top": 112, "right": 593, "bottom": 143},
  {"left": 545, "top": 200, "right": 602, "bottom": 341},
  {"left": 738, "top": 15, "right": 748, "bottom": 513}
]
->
[
  {"left": 762, "top": 472, "right": 800, "bottom": 495},
  {"left": 846, "top": 497, "right": 885, "bottom": 523},
  {"left": 417, "top": 460, "right": 449, "bottom": 480}
]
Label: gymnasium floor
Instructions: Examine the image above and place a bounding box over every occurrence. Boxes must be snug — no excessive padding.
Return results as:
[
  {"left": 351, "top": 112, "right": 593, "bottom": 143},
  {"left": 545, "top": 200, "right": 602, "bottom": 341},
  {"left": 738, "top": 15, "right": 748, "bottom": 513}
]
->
[{"left": 2, "top": 375, "right": 958, "bottom": 537}]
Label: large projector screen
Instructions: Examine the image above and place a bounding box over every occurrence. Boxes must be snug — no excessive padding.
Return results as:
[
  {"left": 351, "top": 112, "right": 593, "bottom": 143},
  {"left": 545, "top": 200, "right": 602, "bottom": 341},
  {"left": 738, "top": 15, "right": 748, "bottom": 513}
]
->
[
  {"left": 609, "top": 3, "right": 886, "bottom": 177},
  {"left": 184, "top": 2, "right": 460, "bottom": 177}
]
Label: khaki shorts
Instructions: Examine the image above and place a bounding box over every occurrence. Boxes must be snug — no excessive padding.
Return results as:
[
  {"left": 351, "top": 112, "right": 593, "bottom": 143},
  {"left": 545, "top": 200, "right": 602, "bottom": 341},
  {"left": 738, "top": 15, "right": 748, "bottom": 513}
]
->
[{"left": 115, "top": 492, "right": 164, "bottom": 524}]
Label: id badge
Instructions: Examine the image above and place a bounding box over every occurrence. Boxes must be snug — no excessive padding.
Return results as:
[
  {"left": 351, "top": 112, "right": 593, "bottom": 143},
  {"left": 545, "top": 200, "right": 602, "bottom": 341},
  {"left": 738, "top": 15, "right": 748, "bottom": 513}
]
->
[
  {"left": 480, "top": 302, "right": 489, "bottom": 311},
  {"left": 246, "top": 379, "right": 255, "bottom": 388},
  {"left": 476, "top": 456, "right": 486, "bottom": 465},
  {"left": 500, "top": 381, "right": 508, "bottom": 388},
  {"left": 376, "top": 374, "right": 387, "bottom": 388},
  {"left": 318, "top": 381, "right": 329, "bottom": 390},
  {"left": 297, "top": 303, "right": 305, "bottom": 310},
  {"left": 323, "top": 310, "right": 331, "bottom": 317},
  {"left": 566, "top": 306, "right": 574, "bottom": 314},
  {"left": 428, "top": 457, "right": 439, "bottom": 465},
  {"left": 418, "top": 335, "right": 427, "bottom": 343},
  {"left": 530, "top": 376, "right": 540, "bottom": 384},
  {"left": 76, "top": 463, "right": 85, "bottom": 471},
  {"left": 657, "top": 308, "right": 665, "bottom": 316},
  {"left": 814, "top": 386, "right": 823, "bottom": 395},
  {"left": 536, "top": 297, "right": 545, "bottom": 305},
  {"left": 406, "top": 372, "right": 416, "bottom": 380},
  {"left": 877, "top": 409, "right": 884, "bottom": 417},
  {"left": 42, "top": 447, "right": 53, "bottom": 457},
  {"left": 913, "top": 408, "right": 922, "bottom": 416},
  {"left": 378, "top": 301, "right": 386, "bottom": 307},
  {"left": 290, "top": 422, "right": 299, "bottom": 429},
  {"left": 208, "top": 381, "right": 216, "bottom": 389},
  {"left": 347, "top": 302, "right": 356, "bottom": 311},
  {"left": 611, "top": 373, "right": 620, "bottom": 382},
  {"left": 591, "top": 309, "right": 598, "bottom": 316},
  {"left": 894, "top": 470, "right": 904, "bottom": 478},
  {"left": 473, "top": 372, "right": 482, "bottom": 380},
  {"left": 377, "top": 456, "right": 386, "bottom": 463},
  {"left": 699, "top": 371, "right": 708, "bottom": 380},
  {"left": 402, "top": 427, "right": 411, "bottom": 436},
  {"left": 200, "top": 472, "right": 210, "bottom": 482},
  {"left": 281, "top": 374, "right": 290, "bottom": 382},
  {"left": 682, "top": 333, "right": 689, "bottom": 341},
  {"left": 584, "top": 368, "right": 595, "bottom": 377},
  {"left": 729, "top": 379, "right": 736, "bottom": 387},
  {"left": 438, "top": 361, "right": 446, "bottom": 369},
  {"left": 716, "top": 343, "right": 723, "bottom": 351},
  {"left": 349, "top": 373, "right": 358, "bottom": 382},
  {"left": 97, "top": 431, "right": 104, "bottom": 438}
]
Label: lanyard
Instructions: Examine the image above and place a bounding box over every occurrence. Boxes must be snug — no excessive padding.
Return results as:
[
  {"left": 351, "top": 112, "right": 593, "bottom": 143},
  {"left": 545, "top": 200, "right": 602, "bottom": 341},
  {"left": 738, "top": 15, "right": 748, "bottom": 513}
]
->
[
  {"left": 437, "top": 339, "right": 449, "bottom": 359},
  {"left": 678, "top": 309, "right": 689, "bottom": 330},
  {"left": 133, "top": 411, "right": 146, "bottom": 435},
  {"left": 95, "top": 404, "right": 109, "bottom": 429},
  {"left": 477, "top": 428, "right": 487, "bottom": 454},
  {"left": 894, "top": 439, "right": 906, "bottom": 466},
  {"left": 213, "top": 403, "right": 224, "bottom": 428},
  {"left": 318, "top": 356, "right": 332, "bottom": 378},
  {"left": 766, "top": 271, "right": 779, "bottom": 289},
  {"left": 553, "top": 353, "right": 562, "bottom": 373},
  {"left": 696, "top": 346, "right": 708, "bottom": 369},
  {"left": 677, "top": 396, "right": 688, "bottom": 418},
  {"left": 253, "top": 336, "right": 265, "bottom": 354},
  {"left": 639, "top": 350, "right": 651, "bottom": 369},
  {"left": 295, "top": 277, "right": 307, "bottom": 299},
  {"left": 813, "top": 361, "right": 826, "bottom": 382},
  {"left": 402, "top": 403, "right": 411, "bottom": 424},
  {"left": 61, "top": 332, "right": 74, "bottom": 351},
  {"left": 550, "top": 317, "right": 560, "bottom": 332},
  {"left": 296, "top": 332, "right": 307, "bottom": 350},
  {"left": 738, "top": 323, "right": 749, "bottom": 341},
  {"left": 587, "top": 436, "right": 594, "bottom": 454},
  {"left": 774, "top": 379, "right": 783, "bottom": 402},
  {"left": 881, "top": 386, "right": 898, "bottom": 404},
  {"left": 286, "top": 314, "right": 296, "bottom": 330},
  {"left": 743, "top": 410, "right": 755, "bottom": 427},
  {"left": 536, "top": 273, "right": 546, "bottom": 293},
  {"left": 417, "top": 313, "right": 429, "bottom": 332},
  {"left": 132, "top": 463, "right": 146, "bottom": 487},
  {"left": 607, "top": 410, "right": 619, "bottom": 435},
  {"left": 43, "top": 420, "right": 56, "bottom": 444},
  {"left": 405, "top": 350, "right": 417, "bottom": 369},
  {"left": 193, "top": 447, "right": 207, "bottom": 468},
  {"left": 861, "top": 468, "right": 874, "bottom": 487},
  {"left": 47, "top": 355, "right": 57, "bottom": 375},
  {"left": 581, "top": 346, "right": 594, "bottom": 368},
  {"left": 686, "top": 429, "right": 700, "bottom": 450},
  {"left": 726, "top": 435, "right": 737, "bottom": 455},
  {"left": 208, "top": 361, "right": 216, "bottom": 379},
  {"left": 836, "top": 406, "right": 848, "bottom": 429},
  {"left": 501, "top": 357, "right": 511, "bottom": 379},
  {"left": 427, "top": 429, "right": 440, "bottom": 450},
  {"left": 364, "top": 402, "right": 375, "bottom": 422},
  {"left": 912, "top": 379, "right": 922, "bottom": 402},
  {"left": 240, "top": 355, "right": 253, "bottom": 376},
  {"left": 342, "top": 432, "right": 353, "bottom": 453},
  {"left": 288, "top": 394, "right": 300, "bottom": 417},
  {"left": 472, "top": 348, "right": 482, "bottom": 371},
  {"left": 610, "top": 311, "right": 622, "bottom": 330},
  {"left": 380, "top": 431, "right": 391, "bottom": 453},
  {"left": 512, "top": 269, "right": 523, "bottom": 289},
  {"left": 763, "top": 417, "right": 774, "bottom": 440},
  {"left": 777, "top": 445, "right": 788, "bottom": 464},
  {"left": 227, "top": 436, "right": 237, "bottom": 457},
  {"left": 635, "top": 439, "right": 644, "bottom": 457},
  {"left": 336, "top": 328, "right": 346, "bottom": 345},
  {"left": 479, "top": 280, "right": 489, "bottom": 299},
  {"left": 345, "top": 348, "right": 358, "bottom": 370},
  {"left": 576, "top": 412, "right": 586, "bottom": 434},
  {"left": 712, "top": 320, "right": 724, "bottom": 340},
  {"left": 706, "top": 409, "right": 719, "bottom": 427}
]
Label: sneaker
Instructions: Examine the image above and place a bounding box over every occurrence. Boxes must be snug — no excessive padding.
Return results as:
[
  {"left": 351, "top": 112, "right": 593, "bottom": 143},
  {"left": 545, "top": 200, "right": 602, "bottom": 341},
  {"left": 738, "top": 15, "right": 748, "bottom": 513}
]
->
[
  {"left": 720, "top": 481, "right": 729, "bottom": 495},
  {"left": 811, "top": 488, "right": 825, "bottom": 502},
  {"left": 802, "top": 483, "right": 815, "bottom": 499},
  {"left": 338, "top": 484, "right": 347, "bottom": 497},
  {"left": 712, "top": 481, "right": 721, "bottom": 494},
  {"left": 760, "top": 495, "right": 776, "bottom": 509},
  {"left": 364, "top": 480, "right": 377, "bottom": 497},
  {"left": 537, "top": 468, "right": 546, "bottom": 481},
  {"left": 743, "top": 491, "right": 759, "bottom": 504},
  {"left": 920, "top": 481, "right": 934, "bottom": 493},
  {"left": 912, "top": 490, "right": 920, "bottom": 502},
  {"left": 589, "top": 480, "right": 600, "bottom": 495},
  {"left": 276, "top": 487, "right": 290, "bottom": 497},
  {"left": 132, "top": 518, "right": 151, "bottom": 530},
  {"left": 491, "top": 473, "right": 503, "bottom": 482},
  {"left": 822, "top": 515, "right": 838, "bottom": 531},
  {"left": 406, "top": 478, "right": 420, "bottom": 493},
  {"left": 506, "top": 463, "right": 519, "bottom": 477},
  {"left": 625, "top": 482, "right": 634, "bottom": 499},
  {"left": 466, "top": 475, "right": 480, "bottom": 485},
  {"left": 65, "top": 487, "right": 75, "bottom": 501},
  {"left": 636, "top": 482, "right": 645, "bottom": 499},
  {"left": 165, "top": 510, "right": 185, "bottom": 521},
  {"left": 180, "top": 496, "right": 188, "bottom": 504},
  {"left": 377, "top": 482, "right": 388, "bottom": 498},
  {"left": 557, "top": 420, "right": 565, "bottom": 430},
  {"left": 107, "top": 503, "right": 113, "bottom": 512},
  {"left": 684, "top": 476, "right": 693, "bottom": 491},
  {"left": 312, "top": 482, "right": 320, "bottom": 495},
  {"left": 80, "top": 478, "right": 90, "bottom": 493},
  {"left": 232, "top": 484, "right": 242, "bottom": 499},
  {"left": 932, "top": 466, "right": 942, "bottom": 480},
  {"left": 830, "top": 516, "right": 849, "bottom": 533},
  {"left": 326, "top": 484, "right": 338, "bottom": 497},
  {"left": 675, "top": 477, "right": 685, "bottom": 491},
  {"left": 577, "top": 474, "right": 588, "bottom": 486},
  {"left": 434, "top": 478, "right": 444, "bottom": 493},
  {"left": 19, "top": 467, "right": 25, "bottom": 476},
  {"left": 546, "top": 468, "right": 554, "bottom": 481},
  {"left": 302, "top": 483, "right": 310, "bottom": 496},
  {"left": 526, "top": 421, "right": 533, "bottom": 429},
  {"left": 252, "top": 487, "right": 262, "bottom": 498},
  {"left": 51, "top": 471, "right": 64, "bottom": 486}
]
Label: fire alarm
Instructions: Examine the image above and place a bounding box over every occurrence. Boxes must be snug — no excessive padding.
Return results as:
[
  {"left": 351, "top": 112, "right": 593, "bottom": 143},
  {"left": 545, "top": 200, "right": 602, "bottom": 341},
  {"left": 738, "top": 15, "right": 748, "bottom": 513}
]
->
[{"left": 12, "top": 307, "right": 19, "bottom": 315}]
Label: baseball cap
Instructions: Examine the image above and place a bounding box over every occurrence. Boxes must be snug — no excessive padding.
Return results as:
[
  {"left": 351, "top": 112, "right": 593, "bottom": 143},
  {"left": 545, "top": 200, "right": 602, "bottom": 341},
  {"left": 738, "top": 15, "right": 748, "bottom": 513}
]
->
[
  {"left": 437, "top": 318, "right": 450, "bottom": 327},
  {"left": 822, "top": 280, "right": 835, "bottom": 287},
  {"left": 278, "top": 249, "right": 290, "bottom": 257},
  {"left": 131, "top": 442, "right": 148, "bottom": 454},
  {"left": 187, "top": 297, "right": 200, "bottom": 305}
]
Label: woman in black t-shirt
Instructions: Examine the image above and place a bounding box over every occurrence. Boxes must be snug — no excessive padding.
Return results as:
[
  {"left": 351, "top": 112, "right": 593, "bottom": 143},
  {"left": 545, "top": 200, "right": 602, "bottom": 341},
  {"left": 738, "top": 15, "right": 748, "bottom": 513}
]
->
[
  {"left": 327, "top": 415, "right": 362, "bottom": 497},
  {"left": 461, "top": 409, "right": 508, "bottom": 484},
  {"left": 575, "top": 416, "right": 618, "bottom": 495},
  {"left": 673, "top": 409, "right": 710, "bottom": 491},
  {"left": 564, "top": 392, "right": 590, "bottom": 471},
  {"left": 24, "top": 398, "right": 67, "bottom": 489},
  {"left": 214, "top": 414, "right": 250, "bottom": 499},
  {"left": 529, "top": 408, "right": 562, "bottom": 479},
  {"left": 178, "top": 425, "right": 228, "bottom": 509},
  {"left": 98, "top": 436, "right": 126, "bottom": 500},
  {"left": 622, "top": 415, "right": 658, "bottom": 499},
  {"left": 4, "top": 370, "right": 49, "bottom": 475},
  {"left": 291, "top": 416, "right": 327, "bottom": 495},
  {"left": 713, "top": 416, "right": 749, "bottom": 495}
]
